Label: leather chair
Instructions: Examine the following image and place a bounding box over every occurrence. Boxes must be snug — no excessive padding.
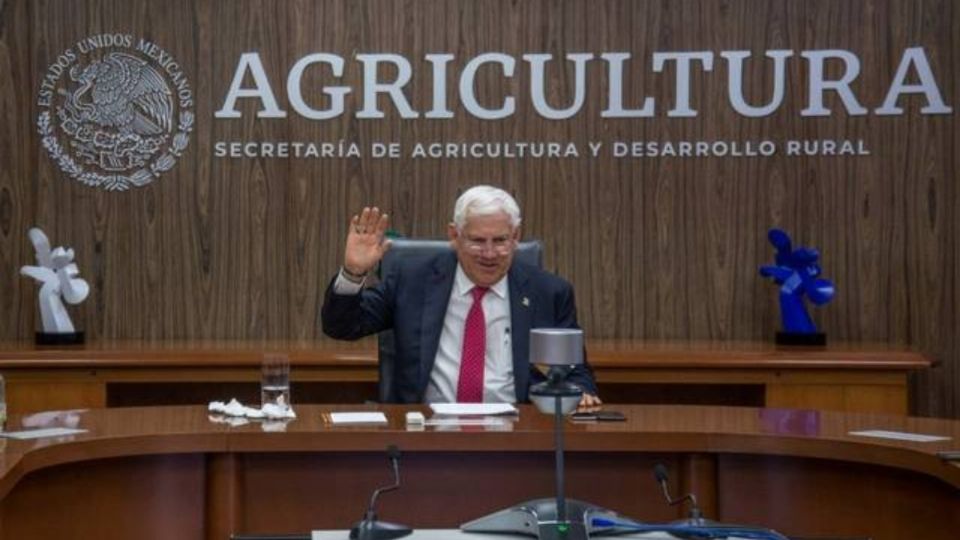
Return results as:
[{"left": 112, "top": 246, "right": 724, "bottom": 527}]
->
[{"left": 376, "top": 238, "right": 543, "bottom": 402}]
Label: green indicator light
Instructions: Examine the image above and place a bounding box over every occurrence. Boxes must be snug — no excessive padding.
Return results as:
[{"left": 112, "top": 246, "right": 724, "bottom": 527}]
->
[{"left": 557, "top": 524, "right": 569, "bottom": 534}]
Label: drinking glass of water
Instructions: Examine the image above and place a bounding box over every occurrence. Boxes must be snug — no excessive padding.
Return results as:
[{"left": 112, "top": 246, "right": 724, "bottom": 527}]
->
[{"left": 261, "top": 354, "right": 291, "bottom": 411}]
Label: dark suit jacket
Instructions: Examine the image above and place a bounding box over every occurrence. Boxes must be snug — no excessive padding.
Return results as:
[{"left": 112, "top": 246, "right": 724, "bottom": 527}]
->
[{"left": 321, "top": 251, "right": 597, "bottom": 403}]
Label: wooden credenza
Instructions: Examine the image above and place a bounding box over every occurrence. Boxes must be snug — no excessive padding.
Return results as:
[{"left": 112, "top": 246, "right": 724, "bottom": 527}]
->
[
  {"left": 0, "top": 404, "right": 958, "bottom": 540},
  {"left": 0, "top": 340, "right": 931, "bottom": 414}
]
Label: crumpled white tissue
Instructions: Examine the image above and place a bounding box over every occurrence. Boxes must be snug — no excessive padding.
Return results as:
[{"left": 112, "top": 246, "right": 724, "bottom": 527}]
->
[{"left": 208, "top": 398, "right": 296, "bottom": 420}]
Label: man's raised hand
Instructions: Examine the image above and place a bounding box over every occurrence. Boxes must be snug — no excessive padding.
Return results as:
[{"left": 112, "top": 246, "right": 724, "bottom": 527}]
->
[{"left": 344, "top": 207, "right": 391, "bottom": 276}]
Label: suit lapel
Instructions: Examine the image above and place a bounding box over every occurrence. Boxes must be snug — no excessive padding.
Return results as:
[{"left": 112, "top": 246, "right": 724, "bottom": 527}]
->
[
  {"left": 419, "top": 253, "right": 457, "bottom": 392},
  {"left": 508, "top": 263, "right": 533, "bottom": 401}
]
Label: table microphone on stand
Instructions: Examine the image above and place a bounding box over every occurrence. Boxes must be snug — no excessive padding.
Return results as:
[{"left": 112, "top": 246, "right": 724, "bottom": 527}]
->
[
  {"left": 461, "top": 329, "right": 638, "bottom": 540},
  {"left": 585, "top": 465, "right": 790, "bottom": 539},
  {"left": 646, "top": 463, "right": 791, "bottom": 540},
  {"left": 653, "top": 463, "right": 706, "bottom": 525},
  {"left": 350, "top": 445, "right": 412, "bottom": 540}
]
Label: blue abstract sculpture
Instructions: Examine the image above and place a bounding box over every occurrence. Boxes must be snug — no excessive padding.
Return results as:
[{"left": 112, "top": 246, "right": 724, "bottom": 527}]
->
[{"left": 759, "top": 229, "right": 835, "bottom": 345}]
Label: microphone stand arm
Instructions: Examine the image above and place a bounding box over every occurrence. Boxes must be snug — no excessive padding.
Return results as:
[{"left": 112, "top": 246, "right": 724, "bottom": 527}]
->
[
  {"left": 365, "top": 458, "right": 402, "bottom": 519},
  {"left": 661, "top": 489, "right": 702, "bottom": 521},
  {"left": 350, "top": 453, "right": 412, "bottom": 540},
  {"left": 554, "top": 393, "right": 566, "bottom": 524}
]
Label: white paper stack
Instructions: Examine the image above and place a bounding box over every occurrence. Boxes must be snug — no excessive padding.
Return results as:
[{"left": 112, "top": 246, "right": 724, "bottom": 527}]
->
[
  {"left": 430, "top": 403, "right": 518, "bottom": 416},
  {"left": 328, "top": 412, "right": 389, "bottom": 425}
]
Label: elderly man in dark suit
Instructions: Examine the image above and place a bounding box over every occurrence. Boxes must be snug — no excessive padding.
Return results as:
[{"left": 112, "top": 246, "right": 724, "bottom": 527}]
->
[{"left": 322, "top": 185, "right": 601, "bottom": 406}]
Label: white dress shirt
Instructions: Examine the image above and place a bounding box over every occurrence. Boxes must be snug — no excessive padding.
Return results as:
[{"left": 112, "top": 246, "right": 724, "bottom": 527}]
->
[
  {"left": 332, "top": 265, "right": 515, "bottom": 403},
  {"left": 332, "top": 269, "right": 365, "bottom": 295},
  {"left": 424, "top": 264, "right": 515, "bottom": 403}
]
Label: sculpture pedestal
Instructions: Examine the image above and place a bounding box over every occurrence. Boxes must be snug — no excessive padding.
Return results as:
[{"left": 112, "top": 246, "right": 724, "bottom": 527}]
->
[
  {"left": 35, "top": 331, "right": 85, "bottom": 346},
  {"left": 775, "top": 332, "right": 826, "bottom": 346}
]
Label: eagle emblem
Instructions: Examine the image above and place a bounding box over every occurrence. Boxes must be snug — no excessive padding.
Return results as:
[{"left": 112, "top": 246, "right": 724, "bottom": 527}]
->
[
  {"left": 38, "top": 41, "right": 194, "bottom": 191},
  {"left": 59, "top": 52, "right": 173, "bottom": 171}
]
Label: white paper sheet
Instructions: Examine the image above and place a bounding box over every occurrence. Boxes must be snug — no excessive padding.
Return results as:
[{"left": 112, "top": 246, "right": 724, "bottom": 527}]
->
[
  {"left": 849, "top": 429, "right": 950, "bottom": 442},
  {"left": 430, "top": 403, "right": 518, "bottom": 416},
  {"left": 328, "top": 412, "right": 388, "bottom": 425},
  {"left": 425, "top": 417, "right": 510, "bottom": 427},
  {"left": 0, "top": 427, "right": 87, "bottom": 440}
]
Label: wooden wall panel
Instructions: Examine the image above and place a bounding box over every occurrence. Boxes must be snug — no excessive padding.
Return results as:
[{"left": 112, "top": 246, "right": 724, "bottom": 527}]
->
[{"left": 0, "top": 0, "right": 957, "bottom": 416}]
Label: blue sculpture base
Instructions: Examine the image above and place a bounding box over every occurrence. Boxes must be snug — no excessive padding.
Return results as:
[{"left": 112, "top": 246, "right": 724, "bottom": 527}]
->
[
  {"left": 35, "top": 331, "right": 85, "bottom": 346},
  {"left": 776, "top": 332, "right": 826, "bottom": 346}
]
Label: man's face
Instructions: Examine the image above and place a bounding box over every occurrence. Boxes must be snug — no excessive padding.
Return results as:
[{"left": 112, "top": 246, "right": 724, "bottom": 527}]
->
[{"left": 448, "top": 211, "right": 520, "bottom": 287}]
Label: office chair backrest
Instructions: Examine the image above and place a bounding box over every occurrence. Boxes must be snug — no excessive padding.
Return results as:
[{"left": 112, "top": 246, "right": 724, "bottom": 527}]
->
[{"left": 376, "top": 238, "right": 543, "bottom": 402}]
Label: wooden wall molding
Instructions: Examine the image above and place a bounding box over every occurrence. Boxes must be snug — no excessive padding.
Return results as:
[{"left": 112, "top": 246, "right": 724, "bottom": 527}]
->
[{"left": 0, "top": 0, "right": 956, "bottom": 417}]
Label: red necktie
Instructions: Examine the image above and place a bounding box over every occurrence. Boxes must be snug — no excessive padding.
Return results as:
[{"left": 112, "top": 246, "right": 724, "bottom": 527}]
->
[{"left": 457, "top": 286, "right": 489, "bottom": 402}]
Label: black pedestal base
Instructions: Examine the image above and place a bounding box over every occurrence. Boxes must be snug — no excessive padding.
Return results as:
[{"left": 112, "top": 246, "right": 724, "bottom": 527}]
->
[
  {"left": 35, "top": 331, "right": 85, "bottom": 346},
  {"left": 775, "top": 332, "right": 826, "bottom": 346},
  {"left": 349, "top": 519, "right": 412, "bottom": 540}
]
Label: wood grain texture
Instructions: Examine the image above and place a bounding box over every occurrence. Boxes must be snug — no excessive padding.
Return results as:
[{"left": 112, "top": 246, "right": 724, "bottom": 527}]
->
[
  {"left": 2, "top": 405, "right": 960, "bottom": 539},
  {"left": 0, "top": 340, "right": 929, "bottom": 414},
  {"left": 2, "top": 454, "right": 207, "bottom": 540},
  {"left": 0, "top": 0, "right": 957, "bottom": 416}
]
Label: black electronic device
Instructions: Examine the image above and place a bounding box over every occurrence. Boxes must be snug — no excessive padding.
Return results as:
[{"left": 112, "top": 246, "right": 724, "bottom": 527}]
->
[
  {"left": 349, "top": 445, "right": 413, "bottom": 540},
  {"left": 571, "top": 410, "right": 626, "bottom": 422},
  {"left": 937, "top": 450, "right": 960, "bottom": 461}
]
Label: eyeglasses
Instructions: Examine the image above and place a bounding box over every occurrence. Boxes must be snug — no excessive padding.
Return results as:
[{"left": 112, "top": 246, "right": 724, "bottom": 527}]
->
[{"left": 463, "top": 237, "right": 515, "bottom": 255}]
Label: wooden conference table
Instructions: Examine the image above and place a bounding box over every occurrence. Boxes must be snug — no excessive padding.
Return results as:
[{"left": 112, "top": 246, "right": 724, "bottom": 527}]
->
[
  {"left": 0, "top": 339, "right": 931, "bottom": 415},
  {"left": 0, "top": 404, "right": 958, "bottom": 540}
]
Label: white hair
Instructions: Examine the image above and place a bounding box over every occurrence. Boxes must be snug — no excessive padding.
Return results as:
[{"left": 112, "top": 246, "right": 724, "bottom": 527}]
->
[{"left": 452, "top": 185, "right": 522, "bottom": 230}]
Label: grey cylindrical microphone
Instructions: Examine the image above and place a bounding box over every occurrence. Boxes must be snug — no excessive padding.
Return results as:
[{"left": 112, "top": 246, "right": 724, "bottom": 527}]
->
[
  {"left": 529, "top": 328, "right": 584, "bottom": 366},
  {"left": 529, "top": 328, "right": 584, "bottom": 416}
]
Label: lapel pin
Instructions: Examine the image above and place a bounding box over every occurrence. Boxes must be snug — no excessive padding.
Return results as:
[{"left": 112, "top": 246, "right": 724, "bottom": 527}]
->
[{"left": 522, "top": 297, "right": 530, "bottom": 307}]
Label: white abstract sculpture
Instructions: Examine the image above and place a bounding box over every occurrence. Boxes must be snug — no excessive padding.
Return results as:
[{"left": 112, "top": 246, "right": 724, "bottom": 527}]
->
[{"left": 20, "top": 228, "right": 89, "bottom": 334}]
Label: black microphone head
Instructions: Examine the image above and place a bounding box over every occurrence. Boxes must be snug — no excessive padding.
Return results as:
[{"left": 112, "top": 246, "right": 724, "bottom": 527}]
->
[
  {"left": 387, "top": 444, "right": 401, "bottom": 460},
  {"left": 653, "top": 463, "right": 670, "bottom": 484}
]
